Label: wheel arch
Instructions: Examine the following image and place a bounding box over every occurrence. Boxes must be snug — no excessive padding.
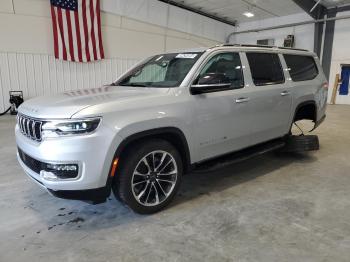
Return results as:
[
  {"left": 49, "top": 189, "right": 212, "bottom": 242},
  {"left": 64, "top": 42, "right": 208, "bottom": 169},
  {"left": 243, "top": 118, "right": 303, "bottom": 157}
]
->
[
  {"left": 114, "top": 127, "right": 192, "bottom": 174},
  {"left": 293, "top": 100, "right": 317, "bottom": 123}
]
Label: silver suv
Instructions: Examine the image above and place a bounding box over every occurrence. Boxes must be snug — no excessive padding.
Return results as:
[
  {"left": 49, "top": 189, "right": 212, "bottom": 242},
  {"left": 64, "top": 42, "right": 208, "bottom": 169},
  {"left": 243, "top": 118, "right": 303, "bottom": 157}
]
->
[{"left": 16, "top": 45, "right": 328, "bottom": 213}]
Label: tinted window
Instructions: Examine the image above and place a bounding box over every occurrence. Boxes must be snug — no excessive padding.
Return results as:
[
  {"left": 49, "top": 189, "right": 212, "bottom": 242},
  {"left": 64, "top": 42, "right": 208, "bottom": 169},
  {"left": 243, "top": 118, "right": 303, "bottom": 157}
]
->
[
  {"left": 284, "top": 54, "right": 318, "bottom": 81},
  {"left": 196, "top": 52, "right": 244, "bottom": 89},
  {"left": 246, "top": 53, "right": 284, "bottom": 86}
]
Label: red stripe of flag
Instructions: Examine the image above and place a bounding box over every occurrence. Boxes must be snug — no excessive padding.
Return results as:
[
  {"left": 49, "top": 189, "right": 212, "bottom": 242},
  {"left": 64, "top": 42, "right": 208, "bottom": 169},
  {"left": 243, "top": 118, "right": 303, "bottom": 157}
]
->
[
  {"left": 50, "top": 6, "right": 59, "bottom": 59},
  {"left": 57, "top": 7, "right": 68, "bottom": 61},
  {"left": 65, "top": 9, "right": 75, "bottom": 61},
  {"left": 82, "top": 0, "right": 91, "bottom": 62},
  {"left": 74, "top": 11, "right": 83, "bottom": 62},
  {"left": 90, "top": 0, "right": 98, "bottom": 61}
]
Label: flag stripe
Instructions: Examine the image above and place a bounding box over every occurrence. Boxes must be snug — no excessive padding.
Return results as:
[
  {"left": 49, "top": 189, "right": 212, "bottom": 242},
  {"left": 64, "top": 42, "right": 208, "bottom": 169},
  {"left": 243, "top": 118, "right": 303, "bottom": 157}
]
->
[
  {"left": 65, "top": 10, "right": 75, "bottom": 61},
  {"left": 50, "top": 5, "right": 59, "bottom": 59},
  {"left": 86, "top": 0, "right": 94, "bottom": 62},
  {"left": 77, "top": 2, "right": 87, "bottom": 62},
  {"left": 93, "top": 0, "right": 100, "bottom": 60},
  {"left": 69, "top": 11, "right": 78, "bottom": 61},
  {"left": 86, "top": 0, "right": 94, "bottom": 61},
  {"left": 57, "top": 7, "right": 68, "bottom": 61},
  {"left": 62, "top": 10, "right": 71, "bottom": 61},
  {"left": 82, "top": 0, "right": 91, "bottom": 62},
  {"left": 90, "top": 0, "right": 98, "bottom": 61},
  {"left": 55, "top": 7, "right": 63, "bottom": 60},
  {"left": 74, "top": 11, "right": 83, "bottom": 62},
  {"left": 96, "top": 0, "right": 104, "bottom": 59}
]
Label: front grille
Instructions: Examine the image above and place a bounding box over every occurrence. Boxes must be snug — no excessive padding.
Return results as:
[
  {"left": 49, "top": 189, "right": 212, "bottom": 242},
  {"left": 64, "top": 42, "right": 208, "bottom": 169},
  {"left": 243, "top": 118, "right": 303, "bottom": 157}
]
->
[{"left": 17, "top": 114, "right": 44, "bottom": 141}]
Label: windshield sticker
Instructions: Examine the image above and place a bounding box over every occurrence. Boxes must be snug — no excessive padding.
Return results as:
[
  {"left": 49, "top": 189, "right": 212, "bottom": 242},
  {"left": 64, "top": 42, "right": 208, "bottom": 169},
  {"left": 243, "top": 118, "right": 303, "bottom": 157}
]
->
[{"left": 176, "top": 53, "right": 198, "bottom": 59}]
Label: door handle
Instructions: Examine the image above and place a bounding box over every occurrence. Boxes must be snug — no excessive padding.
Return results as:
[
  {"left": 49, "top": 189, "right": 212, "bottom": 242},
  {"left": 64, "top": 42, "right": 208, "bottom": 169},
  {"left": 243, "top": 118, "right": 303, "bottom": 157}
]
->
[
  {"left": 235, "top": 97, "right": 250, "bottom": 103},
  {"left": 280, "top": 91, "right": 290, "bottom": 96}
]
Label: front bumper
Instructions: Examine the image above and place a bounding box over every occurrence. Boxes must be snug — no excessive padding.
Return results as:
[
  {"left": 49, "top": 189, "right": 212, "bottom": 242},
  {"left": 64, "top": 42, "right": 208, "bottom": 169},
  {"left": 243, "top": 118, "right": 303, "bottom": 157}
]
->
[
  {"left": 15, "top": 123, "right": 120, "bottom": 197},
  {"left": 17, "top": 154, "right": 109, "bottom": 203}
]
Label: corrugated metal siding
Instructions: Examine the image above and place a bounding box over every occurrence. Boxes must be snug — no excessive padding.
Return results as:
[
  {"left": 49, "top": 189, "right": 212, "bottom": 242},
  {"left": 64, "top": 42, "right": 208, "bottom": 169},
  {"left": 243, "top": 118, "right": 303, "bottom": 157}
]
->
[{"left": 0, "top": 52, "right": 139, "bottom": 112}]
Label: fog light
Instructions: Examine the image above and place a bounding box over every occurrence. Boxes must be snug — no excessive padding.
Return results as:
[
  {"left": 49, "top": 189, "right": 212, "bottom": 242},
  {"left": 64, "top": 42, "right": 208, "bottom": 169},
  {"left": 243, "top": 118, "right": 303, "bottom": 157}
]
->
[
  {"left": 40, "top": 170, "right": 58, "bottom": 181},
  {"left": 45, "top": 163, "right": 79, "bottom": 179},
  {"left": 47, "top": 164, "right": 78, "bottom": 171}
]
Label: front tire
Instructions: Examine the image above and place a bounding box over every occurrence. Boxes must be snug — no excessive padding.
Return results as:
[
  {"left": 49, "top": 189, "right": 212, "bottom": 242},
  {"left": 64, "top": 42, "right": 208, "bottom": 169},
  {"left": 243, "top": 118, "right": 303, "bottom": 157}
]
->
[{"left": 113, "top": 139, "right": 183, "bottom": 214}]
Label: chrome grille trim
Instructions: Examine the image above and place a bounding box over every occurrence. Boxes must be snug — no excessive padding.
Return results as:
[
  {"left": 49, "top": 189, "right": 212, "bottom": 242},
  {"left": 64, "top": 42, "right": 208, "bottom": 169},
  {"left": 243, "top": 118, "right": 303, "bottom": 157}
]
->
[
  {"left": 31, "top": 120, "right": 36, "bottom": 139},
  {"left": 25, "top": 118, "right": 29, "bottom": 135},
  {"left": 17, "top": 114, "right": 44, "bottom": 142}
]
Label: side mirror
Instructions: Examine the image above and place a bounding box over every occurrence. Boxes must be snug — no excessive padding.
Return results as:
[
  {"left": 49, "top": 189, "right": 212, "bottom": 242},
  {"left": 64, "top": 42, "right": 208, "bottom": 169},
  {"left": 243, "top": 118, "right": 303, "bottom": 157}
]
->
[{"left": 190, "top": 73, "right": 231, "bottom": 95}]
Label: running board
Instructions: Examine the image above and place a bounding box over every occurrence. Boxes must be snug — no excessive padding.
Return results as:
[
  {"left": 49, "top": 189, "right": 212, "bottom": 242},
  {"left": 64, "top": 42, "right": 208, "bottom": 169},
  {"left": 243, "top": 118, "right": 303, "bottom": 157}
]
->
[{"left": 194, "top": 138, "right": 286, "bottom": 173}]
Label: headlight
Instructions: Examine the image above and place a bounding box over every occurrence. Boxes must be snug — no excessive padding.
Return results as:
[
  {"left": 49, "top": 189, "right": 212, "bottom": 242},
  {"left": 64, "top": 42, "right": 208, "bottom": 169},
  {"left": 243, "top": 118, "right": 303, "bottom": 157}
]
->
[{"left": 42, "top": 117, "right": 101, "bottom": 138}]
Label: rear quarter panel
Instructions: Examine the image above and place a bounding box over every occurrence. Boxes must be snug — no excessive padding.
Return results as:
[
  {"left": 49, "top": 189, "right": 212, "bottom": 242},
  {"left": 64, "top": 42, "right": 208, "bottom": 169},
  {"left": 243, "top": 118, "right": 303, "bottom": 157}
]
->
[{"left": 286, "top": 55, "right": 327, "bottom": 125}]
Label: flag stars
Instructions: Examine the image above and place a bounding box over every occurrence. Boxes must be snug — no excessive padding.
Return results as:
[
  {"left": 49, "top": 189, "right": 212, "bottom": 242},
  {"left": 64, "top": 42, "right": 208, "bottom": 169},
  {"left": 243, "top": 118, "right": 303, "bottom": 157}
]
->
[{"left": 51, "top": 0, "right": 78, "bottom": 11}]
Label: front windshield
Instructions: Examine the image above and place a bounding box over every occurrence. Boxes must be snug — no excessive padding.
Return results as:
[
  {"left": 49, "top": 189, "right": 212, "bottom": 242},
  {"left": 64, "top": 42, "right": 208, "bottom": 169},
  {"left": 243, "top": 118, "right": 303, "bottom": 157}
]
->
[{"left": 115, "top": 52, "right": 203, "bottom": 87}]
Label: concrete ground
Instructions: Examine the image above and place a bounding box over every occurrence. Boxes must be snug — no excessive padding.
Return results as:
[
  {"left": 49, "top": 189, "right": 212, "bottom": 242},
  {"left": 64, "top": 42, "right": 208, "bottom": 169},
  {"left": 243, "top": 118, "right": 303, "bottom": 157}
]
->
[{"left": 1, "top": 105, "right": 350, "bottom": 262}]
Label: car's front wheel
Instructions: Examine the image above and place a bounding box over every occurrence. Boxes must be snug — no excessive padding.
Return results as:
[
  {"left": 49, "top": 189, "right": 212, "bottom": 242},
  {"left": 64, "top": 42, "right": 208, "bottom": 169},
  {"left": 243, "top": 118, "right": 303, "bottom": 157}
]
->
[{"left": 113, "top": 139, "right": 183, "bottom": 214}]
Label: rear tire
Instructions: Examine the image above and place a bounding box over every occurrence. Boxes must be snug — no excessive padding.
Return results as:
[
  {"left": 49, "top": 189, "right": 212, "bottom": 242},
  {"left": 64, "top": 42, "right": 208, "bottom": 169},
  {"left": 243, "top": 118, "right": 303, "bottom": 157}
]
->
[
  {"left": 112, "top": 139, "right": 183, "bottom": 214},
  {"left": 281, "top": 135, "right": 319, "bottom": 153}
]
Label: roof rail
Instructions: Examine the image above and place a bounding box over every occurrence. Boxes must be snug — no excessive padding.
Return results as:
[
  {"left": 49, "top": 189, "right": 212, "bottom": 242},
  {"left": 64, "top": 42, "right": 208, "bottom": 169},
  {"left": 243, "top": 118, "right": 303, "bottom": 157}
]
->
[
  {"left": 213, "top": 44, "right": 308, "bottom": 52},
  {"left": 277, "top": 46, "right": 309, "bottom": 52}
]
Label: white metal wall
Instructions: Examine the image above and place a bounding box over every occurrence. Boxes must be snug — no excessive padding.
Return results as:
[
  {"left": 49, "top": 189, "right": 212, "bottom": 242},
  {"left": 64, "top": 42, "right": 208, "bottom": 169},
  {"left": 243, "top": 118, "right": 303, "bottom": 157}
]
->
[
  {"left": 0, "top": 52, "right": 139, "bottom": 112},
  {"left": 231, "top": 13, "right": 315, "bottom": 52},
  {"left": 101, "top": 0, "right": 234, "bottom": 42}
]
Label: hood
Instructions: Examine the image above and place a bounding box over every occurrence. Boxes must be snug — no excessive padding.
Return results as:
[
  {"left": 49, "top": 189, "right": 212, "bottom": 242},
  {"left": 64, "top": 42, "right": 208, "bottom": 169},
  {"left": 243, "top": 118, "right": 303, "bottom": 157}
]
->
[{"left": 18, "top": 86, "right": 170, "bottom": 119}]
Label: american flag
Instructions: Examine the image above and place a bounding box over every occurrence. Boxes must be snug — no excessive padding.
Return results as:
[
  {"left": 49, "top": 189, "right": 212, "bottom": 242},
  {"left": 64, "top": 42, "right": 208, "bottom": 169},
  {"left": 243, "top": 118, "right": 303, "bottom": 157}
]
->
[{"left": 50, "top": 0, "right": 104, "bottom": 62}]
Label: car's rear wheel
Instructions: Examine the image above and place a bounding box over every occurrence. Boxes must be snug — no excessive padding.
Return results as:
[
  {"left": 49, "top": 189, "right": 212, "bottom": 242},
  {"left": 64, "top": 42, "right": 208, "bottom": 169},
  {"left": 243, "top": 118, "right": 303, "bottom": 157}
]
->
[
  {"left": 281, "top": 135, "right": 319, "bottom": 153},
  {"left": 113, "top": 139, "right": 183, "bottom": 214},
  {"left": 280, "top": 121, "right": 319, "bottom": 153}
]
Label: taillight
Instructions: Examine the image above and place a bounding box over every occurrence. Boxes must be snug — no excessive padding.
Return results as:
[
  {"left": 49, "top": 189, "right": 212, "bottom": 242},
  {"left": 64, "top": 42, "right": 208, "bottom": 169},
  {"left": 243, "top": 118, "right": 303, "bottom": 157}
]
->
[{"left": 322, "top": 82, "right": 329, "bottom": 89}]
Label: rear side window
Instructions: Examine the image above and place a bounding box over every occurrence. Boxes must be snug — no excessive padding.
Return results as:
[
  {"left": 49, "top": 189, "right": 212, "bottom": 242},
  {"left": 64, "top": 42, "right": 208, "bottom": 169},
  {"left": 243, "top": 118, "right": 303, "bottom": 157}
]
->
[
  {"left": 246, "top": 52, "right": 284, "bottom": 86},
  {"left": 283, "top": 54, "right": 319, "bottom": 81}
]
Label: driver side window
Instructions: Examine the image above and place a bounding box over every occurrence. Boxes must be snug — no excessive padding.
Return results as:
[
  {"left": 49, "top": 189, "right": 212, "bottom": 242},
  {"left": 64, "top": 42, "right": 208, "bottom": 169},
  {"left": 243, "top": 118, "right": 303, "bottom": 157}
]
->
[{"left": 196, "top": 52, "right": 244, "bottom": 89}]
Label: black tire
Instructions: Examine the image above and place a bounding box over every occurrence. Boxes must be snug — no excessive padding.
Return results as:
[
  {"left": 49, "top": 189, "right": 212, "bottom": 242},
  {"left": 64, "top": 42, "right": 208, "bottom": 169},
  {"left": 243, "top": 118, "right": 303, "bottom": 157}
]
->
[
  {"left": 280, "top": 135, "right": 319, "bottom": 153},
  {"left": 112, "top": 139, "right": 183, "bottom": 214}
]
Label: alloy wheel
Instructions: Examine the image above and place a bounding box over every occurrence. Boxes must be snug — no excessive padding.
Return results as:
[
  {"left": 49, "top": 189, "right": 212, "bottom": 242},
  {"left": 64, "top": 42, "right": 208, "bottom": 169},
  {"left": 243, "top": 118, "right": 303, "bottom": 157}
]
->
[{"left": 131, "top": 150, "right": 178, "bottom": 207}]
